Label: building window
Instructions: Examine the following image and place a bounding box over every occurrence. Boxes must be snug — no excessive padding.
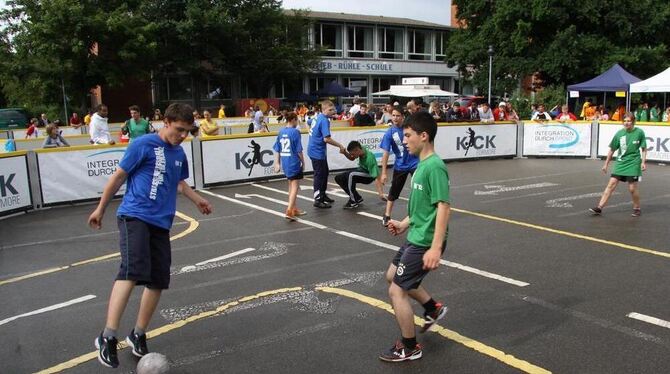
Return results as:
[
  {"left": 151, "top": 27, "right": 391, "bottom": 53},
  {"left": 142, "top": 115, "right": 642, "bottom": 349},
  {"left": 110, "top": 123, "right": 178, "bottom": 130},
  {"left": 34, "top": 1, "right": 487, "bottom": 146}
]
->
[
  {"left": 308, "top": 77, "right": 329, "bottom": 93},
  {"left": 163, "top": 76, "right": 193, "bottom": 100},
  {"left": 378, "top": 27, "right": 404, "bottom": 60},
  {"left": 199, "top": 78, "right": 232, "bottom": 100},
  {"left": 429, "top": 77, "right": 451, "bottom": 91},
  {"left": 341, "top": 77, "right": 368, "bottom": 97},
  {"left": 435, "top": 31, "right": 447, "bottom": 60},
  {"left": 408, "top": 29, "right": 432, "bottom": 61},
  {"left": 314, "top": 23, "right": 342, "bottom": 57},
  {"left": 372, "top": 77, "right": 397, "bottom": 93},
  {"left": 347, "top": 25, "right": 373, "bottom": 58}
]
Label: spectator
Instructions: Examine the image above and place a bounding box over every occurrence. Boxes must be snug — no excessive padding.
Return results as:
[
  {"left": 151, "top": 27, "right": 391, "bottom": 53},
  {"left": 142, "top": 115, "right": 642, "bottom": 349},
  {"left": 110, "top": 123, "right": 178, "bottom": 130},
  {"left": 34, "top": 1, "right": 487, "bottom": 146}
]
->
[
  {"left": 378, "top": 103, "right": 393, "bottom": 125},
  {"left": 429, "top": 101, "right": 446, "bottom": 122},
  {"left": 635, "top": 103, "right": 649, "bottom": 122},
  {"left": 349, "top": 98, "right": 361, "bottom": 117},
  {"left": 245, "top": 106, "right": 255, "bottom": 118},
  {"left": 446, "top": 102, "right": 463, "bottom": 122},
  {"left": 584, "top": 102, "right": 596, "bottom": 120},
  {"left": 268, "top": 105, "right": 277, "bottom": 116},
  {"left": 531, "top": 104, "right": 552, "bottom": 121},
  {"left": 89, "top": 104, "right": 115, "bottom": 145},
  {"left": 122, "top": 105, "right": 154, "bottom": 142},
  {"left": 580, "top": 98, "right": 592, "bottom": 119},
  {"left": 549, "top": 104, "right": 561, "bottom": 119},
  {"left": 555, "top": 105, "right": 577, "bottom": 122},
  {"left": 199, "top": 109, "right": 218, "bottom": 137},
  {"left": 406, "top": 99, "right": 421, "bottom": 115},
  {"left": 506, "top": 102, "right": 520, "bottom": 121},
  {"left": 218, "top": 104, "right": 226, "bottom": 119},
  {"left": 84, "top": 110, "right": 93, "bottom": 127},
  {"left": 663, "top": 107, "right": 670, "bottom": 122},
  {"left": 353, "top": 104, "right": 375, "bottom": 126},
  {"left": 599, "top": 105, "right": 610, "bottom": 121},
  {"left": 253, "top": 106, "right": 268, "bottom": 132},
  {"left": 649, "top": 103, "right": 661, "bottom": 122},
  {"left": 25, "top": 118, "right": 39, "bottom": 138},
  {"left": 530, "top": 104, "right": 538, "bottom": 118},
  {"left": 192, "top": 110, "right": 201, "bottom": 120},
  {"left": 478, "top": 102, "right": 494, "bottom": 123},
  {"left": 42, "top": 123, "right": 70, "bottom": 148},
  {"left": 69, "top": 112, "right": 82, "bottom": 128},
  {"left": 467, "top": 104, "right": 480, "bottom": 121},
  {"left": 37, "top": 113, "right": 49, "bottom": 127},
  {"left": 153, "top": 108, "right": 163, "bottom": 121},
  {"left": 493, "top": 102, "right": 508, "bottom": 121}
]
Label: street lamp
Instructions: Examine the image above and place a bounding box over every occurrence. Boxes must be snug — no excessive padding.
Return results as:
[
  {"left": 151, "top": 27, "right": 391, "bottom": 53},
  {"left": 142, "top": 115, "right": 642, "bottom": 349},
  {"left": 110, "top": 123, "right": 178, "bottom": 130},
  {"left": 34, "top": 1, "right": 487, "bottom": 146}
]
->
[{"left": 487, "top": 45, "right": 494, "bottom": 105}]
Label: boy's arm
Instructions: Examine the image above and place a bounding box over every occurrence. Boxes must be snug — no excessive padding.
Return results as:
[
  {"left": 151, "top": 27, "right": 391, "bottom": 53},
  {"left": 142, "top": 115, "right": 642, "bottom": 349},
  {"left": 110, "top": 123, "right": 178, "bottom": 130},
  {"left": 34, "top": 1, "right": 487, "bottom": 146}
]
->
[
  {"left": 273, "top": 152, "right": 281, "bottom": 173},
  {"left": 298, "top": 152, "right": 305, "bottom": 170},
  {"left": 602, "top": 149, "right": 614, "bottom": 173},
  {"left": 380, "top": 151, "right": 390, "bottom": 184},
  {"left": 342, "top": 151, "right": 356, "bottom": 161},
  {"left": 88, "top": 168, "right": 128, "bottom": 229},
  {"left": 374, "top": 175, "right": 386, "bottom": 199},
  {"left": 423, "top": 202, "right": 450, "bottom": 270},
  {"left": 324, "top": 136, "right": 345, "bottom": 152},
  {"left": 641, "top": 147, "right": 647, "bottom": 171},
  {"left": 178, "top": 180, "right": 212, "bottom": 214}
]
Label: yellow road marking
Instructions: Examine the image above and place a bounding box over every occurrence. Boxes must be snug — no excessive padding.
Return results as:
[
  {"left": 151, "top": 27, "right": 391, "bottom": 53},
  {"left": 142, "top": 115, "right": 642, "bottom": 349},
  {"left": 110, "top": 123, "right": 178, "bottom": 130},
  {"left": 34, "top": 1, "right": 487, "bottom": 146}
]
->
[
  {"left": 34, "top": 287, "right": 302, "bottom": 373},
  {"left": 317, "top": 287, "right": 551, "bottom": 374},
  {"left": 0, "top": 211, "right": 199, "bottom": 287},
  {"left": 315, "top": 179, "right": 670, "bottom": 259}
]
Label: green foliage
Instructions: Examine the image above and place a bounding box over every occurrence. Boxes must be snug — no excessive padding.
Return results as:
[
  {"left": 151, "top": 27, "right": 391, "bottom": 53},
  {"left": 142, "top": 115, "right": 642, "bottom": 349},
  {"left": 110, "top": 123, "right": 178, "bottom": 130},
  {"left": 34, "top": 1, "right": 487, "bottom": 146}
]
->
[
  {"left": 447, "top": 0, "right": 670, "bottom": 96},
  {"left": 509, "top": 84, "right": 566, "bottom": 119}
]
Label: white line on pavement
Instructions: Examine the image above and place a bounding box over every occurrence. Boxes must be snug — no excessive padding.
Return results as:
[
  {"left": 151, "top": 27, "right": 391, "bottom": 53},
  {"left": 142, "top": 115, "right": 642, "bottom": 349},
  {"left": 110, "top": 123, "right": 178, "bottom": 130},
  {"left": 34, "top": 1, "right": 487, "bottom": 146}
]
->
[
  {"left": 0, "top": 295, "right": 96, "bottom": 327},
  {"left": 357, "top": 212, "right": 383, "bottom": 221},
  {"left": 627, "top": 312, "right": 670, "bottom": 329},
  {"left": 195, "top": 248, "right": 257, "bottom": 266}
]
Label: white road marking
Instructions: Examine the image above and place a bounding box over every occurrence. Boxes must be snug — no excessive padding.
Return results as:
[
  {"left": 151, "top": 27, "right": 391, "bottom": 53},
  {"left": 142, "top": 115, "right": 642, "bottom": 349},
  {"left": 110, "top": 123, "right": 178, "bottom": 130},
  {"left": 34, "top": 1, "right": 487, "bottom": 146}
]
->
[
  {"left": 474, "top": 182, "right": 559, "bottom": 196},
  {"left": 450, "top": 171, "right": 584, "bottom": 189},
  {"left": 234, "top": 193, "right": 287, "bottom": 205},
  {"left": 545, "top": 192, "right": 607, "bottom": 208},
  {"left": 235, "top": 186, "right": 530, "bottom": 287},
  {"left": 193, "top": 248, "right": 256, "bottom": 267},
  {"left": 297, "top": 184, "right": 349, "bottom": 198},
  {"left": 0, "top": 295, "right": 96, "bottom": 327},
  {"left": 482, "top": 183, "right": 604, "bottom": 203},
  {"left": 627, "top": 312, "right": 670, "bottom": 329},
  {"left": 357, "top": 212, "right": 383, "bottom": 221}
]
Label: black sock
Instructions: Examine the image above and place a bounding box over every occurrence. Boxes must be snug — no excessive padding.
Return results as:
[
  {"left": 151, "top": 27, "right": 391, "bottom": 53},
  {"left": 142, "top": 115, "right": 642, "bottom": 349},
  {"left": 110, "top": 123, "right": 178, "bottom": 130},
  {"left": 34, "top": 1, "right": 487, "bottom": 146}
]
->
[
  {"left": 401, "top": 336, "right": 417, "bottom": 350},
  {"left": 423, "top": 298, "right": 437, "bottom": 314}
]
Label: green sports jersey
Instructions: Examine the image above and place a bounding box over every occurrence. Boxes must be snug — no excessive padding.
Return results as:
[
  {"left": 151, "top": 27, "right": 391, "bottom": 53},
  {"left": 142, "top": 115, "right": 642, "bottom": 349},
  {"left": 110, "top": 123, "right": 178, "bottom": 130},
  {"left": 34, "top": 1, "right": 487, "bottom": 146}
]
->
[
  {"left": 407, "top": 153, "right": 450, "bottom": 247},
  {"left": 609, "top": 127, "right": 646, "bottom": 176},
  {"left": 125, "top": 119, "right": 152, "bottom": 141},
  {"left": 358, "top": 148, "right": 379, "bottom": 178}
]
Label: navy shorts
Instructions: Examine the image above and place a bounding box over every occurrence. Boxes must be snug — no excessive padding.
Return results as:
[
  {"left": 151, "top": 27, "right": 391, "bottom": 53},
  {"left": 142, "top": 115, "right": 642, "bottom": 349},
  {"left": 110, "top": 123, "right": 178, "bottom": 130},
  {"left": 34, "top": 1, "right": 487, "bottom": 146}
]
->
[
  {"left": 392, "top": 241, "right": 446, "bottom": 290},
  {"left": 611, "top": 174, "right": 640, "bottom": 183},
  {"left": 117, "top": 216, "right": 172, "bottom": 289},
  {"left": 387, "top": 169, "right": 414, "bottom": 201},
  {"left": 287, "top": 171, "right": 304, "bottom": 181}
]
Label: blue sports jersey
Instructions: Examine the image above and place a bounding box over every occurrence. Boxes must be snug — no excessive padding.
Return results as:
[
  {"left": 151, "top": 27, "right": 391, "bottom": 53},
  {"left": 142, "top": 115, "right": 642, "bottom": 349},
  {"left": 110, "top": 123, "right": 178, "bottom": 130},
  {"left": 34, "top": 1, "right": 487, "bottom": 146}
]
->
[
  {"left": 117, "top": 134, "right": 189, "bottom": 230},
  {"left": 307, "top": 113, "right": 331, "bottom": 160},
  {"left": 380, "top": 125, "right": 419, "bottom": 171},
  {"left": 273, "top": 127, "right": 303, "bottom": 178}
]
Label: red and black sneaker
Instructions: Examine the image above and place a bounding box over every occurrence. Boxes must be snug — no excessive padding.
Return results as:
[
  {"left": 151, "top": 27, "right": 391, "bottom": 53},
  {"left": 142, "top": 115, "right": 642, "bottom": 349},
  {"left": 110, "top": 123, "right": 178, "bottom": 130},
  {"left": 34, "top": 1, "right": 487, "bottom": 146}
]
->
[
  {"left": 379, "top": 341, "right": 423, "bottom": 362},
  {"left": 421, "top": 302, "right": 448, "bottom": 333},
  {"left": 589, "top": 207, "right": 602, "bottom": 215},
  {"left": 631, "top": 208, "right": 641, "bottom": 217}
]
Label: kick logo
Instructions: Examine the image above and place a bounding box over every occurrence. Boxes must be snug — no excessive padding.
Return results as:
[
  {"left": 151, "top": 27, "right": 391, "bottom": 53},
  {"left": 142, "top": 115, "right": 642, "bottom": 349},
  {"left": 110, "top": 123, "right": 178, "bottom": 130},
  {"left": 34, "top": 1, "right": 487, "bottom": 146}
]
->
[
  {"left": 234, "top": 140, "right": 274, "bottom": 176},
  {"left": 456, "top": 127, "right": 496, "bottom": 156},
  {"left": 0, "top": 173, "right": 18, "bottom": 197}
]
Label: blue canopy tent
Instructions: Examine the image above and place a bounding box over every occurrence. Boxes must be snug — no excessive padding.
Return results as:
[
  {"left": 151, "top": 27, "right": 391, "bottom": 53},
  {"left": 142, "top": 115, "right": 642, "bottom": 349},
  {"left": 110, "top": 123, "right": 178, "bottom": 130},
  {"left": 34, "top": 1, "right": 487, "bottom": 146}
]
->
[
  {"left": 567, "top": 64, "right": 641, "bottom": 111},
  {"left": 314, "top": 81, "right": 358, "bottom": 97}
]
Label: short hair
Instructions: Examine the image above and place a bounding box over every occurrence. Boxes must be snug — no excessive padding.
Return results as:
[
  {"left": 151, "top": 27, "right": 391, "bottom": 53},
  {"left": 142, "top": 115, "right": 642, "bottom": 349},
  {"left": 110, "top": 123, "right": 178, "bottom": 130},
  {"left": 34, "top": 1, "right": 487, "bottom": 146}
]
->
[
  {"left": 96, "top": 104, "right": 107, "bottom": 112},
  {"left": 285, "top": 112, "right": 298, "bottom": 122},
  {"left": 46, "top": 124, "right": 57, "bottom": 136},
  {"left": 360, "top": 103, "right": 368, "bottom": 109},
  {"left": 403, "top": 111, "right": 437, "bottom": 142},
  {"left": 392, "top": 106, "right": 405, "bottom": 115},
  {"left": 164, "top": 103, "right": 195, "bottom": 124},
  {"left": 347, "top": 140, "right": 362, "bottom": 152},
  {"left": 623, "top": 111, "right": 636, "bottom": 124},
  {"left": 128, "top": 105, "right": 140, "bottom": 112},
  {"left": 321, "top": 100, "right": 334, "bottom": 109}
]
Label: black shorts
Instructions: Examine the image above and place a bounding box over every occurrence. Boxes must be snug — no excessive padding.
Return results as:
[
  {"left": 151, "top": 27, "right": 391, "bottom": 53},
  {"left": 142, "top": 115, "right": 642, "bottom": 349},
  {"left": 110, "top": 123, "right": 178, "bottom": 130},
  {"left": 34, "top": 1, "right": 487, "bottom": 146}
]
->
[
  {"left": 287, "top": 171, "right": 304, "bottom": 181},
  {"left": 117, "top": 216, "right": 172, "bottom": 289},
  {"left": 611, "top": 174, "right": 640, "bottom": 183},
  {"left": 388, "top": 169, "right": 414, "bottom": 201},
  {"left": 391, "top": 241, "right": 446, "bottom": 290}
]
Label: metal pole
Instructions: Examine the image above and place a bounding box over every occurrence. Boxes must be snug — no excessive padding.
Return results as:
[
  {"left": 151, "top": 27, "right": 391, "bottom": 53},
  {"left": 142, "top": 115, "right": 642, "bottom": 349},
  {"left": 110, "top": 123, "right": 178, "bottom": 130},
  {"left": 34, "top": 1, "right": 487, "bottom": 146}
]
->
[
  {"left": 61, "top": 78, "right": 68, "bottom": 123},
  {"left": 487, "top": 45, "right": 493, "bottom": 105}
]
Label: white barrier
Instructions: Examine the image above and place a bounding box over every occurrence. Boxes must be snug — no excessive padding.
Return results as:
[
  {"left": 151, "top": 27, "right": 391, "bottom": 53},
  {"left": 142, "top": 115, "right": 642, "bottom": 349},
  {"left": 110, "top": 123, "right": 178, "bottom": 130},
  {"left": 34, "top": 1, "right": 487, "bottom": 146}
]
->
[
  {"left": 0, "top": 152, "right": 32, "bottom": 214},
  {"left": 13, "top": 126, "right": 84, "bottom": 139},
  {"left": 436, "top": 123, "right": 517, "bottom": 159},
  {"left": 523, "top": 121, "right": 592, "bottom": 156},
  {"left": 598, "top": 121, "right": 670, "bottom": 161}
]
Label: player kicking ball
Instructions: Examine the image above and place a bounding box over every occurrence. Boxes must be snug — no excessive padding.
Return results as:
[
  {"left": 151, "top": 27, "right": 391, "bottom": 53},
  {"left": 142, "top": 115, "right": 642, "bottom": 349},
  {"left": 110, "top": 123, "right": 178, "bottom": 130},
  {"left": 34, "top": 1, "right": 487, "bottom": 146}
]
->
[
  {"left": 381, "top": 111, "right": 450, "bottom": 362},
  {"left": 335, "top": 140, "right": 385, "bottom": 209},
  {"left": 88, "top": 103, "right": 212, "bottom": 368}
]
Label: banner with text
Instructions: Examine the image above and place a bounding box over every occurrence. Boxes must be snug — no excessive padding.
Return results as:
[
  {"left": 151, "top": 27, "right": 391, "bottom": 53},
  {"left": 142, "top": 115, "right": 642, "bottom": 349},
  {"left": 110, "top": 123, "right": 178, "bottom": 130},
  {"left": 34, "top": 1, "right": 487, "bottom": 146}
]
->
[
  {"left": 0, "top": 154, "right": 32, "bottom": 214},
  {"left": 435, "top": 124, "right": 517, "bottom": 159},
  {"left": 523, "top": 122, "right": 592, "bottom": 156},
  {"left": 598, "top": 123, "right": 670, "bottom": 161}
]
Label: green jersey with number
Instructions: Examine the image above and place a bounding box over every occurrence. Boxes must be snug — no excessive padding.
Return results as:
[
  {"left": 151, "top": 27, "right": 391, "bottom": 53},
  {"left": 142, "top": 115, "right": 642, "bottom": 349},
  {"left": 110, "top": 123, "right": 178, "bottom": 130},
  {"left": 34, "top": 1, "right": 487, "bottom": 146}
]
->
[
  {"left": 407, "top": 153, "right": 450, "bottom": 247},
  {"left": 609, "top": 127, "right": 646, "bottom": 176}
]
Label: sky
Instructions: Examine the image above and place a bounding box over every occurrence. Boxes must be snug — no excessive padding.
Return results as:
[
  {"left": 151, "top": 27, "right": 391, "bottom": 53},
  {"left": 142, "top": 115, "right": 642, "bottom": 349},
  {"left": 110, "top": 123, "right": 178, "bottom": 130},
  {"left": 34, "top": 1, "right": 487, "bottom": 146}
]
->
[{"left": 282, "top": 0, "right": 452, "bottom": 27}]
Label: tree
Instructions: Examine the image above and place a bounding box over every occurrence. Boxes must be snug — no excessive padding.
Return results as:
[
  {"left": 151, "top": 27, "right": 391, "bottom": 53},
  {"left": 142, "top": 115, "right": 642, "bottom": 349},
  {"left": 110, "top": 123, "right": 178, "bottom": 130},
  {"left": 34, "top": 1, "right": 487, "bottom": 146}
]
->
[{"left": 446, "top": 0, "right": 670, "bottom": 96}]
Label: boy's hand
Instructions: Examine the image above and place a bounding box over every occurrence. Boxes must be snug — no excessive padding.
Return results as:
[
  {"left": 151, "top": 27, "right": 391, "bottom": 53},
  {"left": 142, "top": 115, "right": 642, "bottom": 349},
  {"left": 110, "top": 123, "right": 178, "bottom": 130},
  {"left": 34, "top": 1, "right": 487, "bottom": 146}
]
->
[
  {"left": 196, "top": 198, "right": 213, "bottom": 215},
  {"left": 88, "top": 209, "right": 104, "bottom": 229},
  {"left": 273, "top": 165, "right": 281, "bottom": 173},
  {"left": 379, "top": 193, "right": 388, "bottom": 201},
  {"left": 380, "top": 173, "right": 387, "bottom": 185},
  {"left": 422, "top": 248, "right": 442, "bottom": 270},
  {"left": 387, "top": 219, "right": 407, "bottom": 236}
]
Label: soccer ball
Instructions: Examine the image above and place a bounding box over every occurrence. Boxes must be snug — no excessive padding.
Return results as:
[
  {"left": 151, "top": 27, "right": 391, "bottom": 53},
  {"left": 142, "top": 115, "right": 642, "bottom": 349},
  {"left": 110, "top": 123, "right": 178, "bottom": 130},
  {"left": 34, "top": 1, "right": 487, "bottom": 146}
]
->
[{"left": 136, "top": 352, "right": 170, "bottom": 374}]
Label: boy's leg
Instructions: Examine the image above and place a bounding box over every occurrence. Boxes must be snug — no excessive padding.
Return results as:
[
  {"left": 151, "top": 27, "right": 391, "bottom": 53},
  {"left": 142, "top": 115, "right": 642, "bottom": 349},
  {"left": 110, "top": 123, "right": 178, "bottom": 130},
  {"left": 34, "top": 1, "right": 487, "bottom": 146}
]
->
[
  {"left": 320, "top": 159, "right": 330, "bottom": 200},
  {"left": 348, "top": 172, "right": 374, "bottom": 202},
  {"left": 629, "top": 181, "right": 640, "bottom": 208},
  {"left": 310, "top": 158, "right": 323, "bottom": 202},
  {"left": 135, "top": 288, "right": 162, "bottom": 332},
  {"left": 105, "top": 280, "right": 136, "bottom": 331},
  {"left": 384, "top": 170, "right": 411, "bottom": 221},
  {"left": 287, "top": 179, "right": 299, "bottom": 212},
  {"left": 386, "top": 262, "right": 431, "bottom": 304},
  {"left": 596, "top": 177, "right": 620, "bottom": 209},
  {"left": 388, "top": 283, "right": 418, "bottom": 338},
  {"left": 335, "top": 171, "right": 351, "bottom": 196}
]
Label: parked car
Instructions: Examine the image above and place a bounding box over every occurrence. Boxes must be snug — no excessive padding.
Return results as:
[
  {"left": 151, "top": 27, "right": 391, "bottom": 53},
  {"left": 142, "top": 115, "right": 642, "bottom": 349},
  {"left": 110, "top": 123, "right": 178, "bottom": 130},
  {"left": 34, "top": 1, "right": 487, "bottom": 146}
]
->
[{"left": 0, "top": 108, "right": 30, "bottom": 129}]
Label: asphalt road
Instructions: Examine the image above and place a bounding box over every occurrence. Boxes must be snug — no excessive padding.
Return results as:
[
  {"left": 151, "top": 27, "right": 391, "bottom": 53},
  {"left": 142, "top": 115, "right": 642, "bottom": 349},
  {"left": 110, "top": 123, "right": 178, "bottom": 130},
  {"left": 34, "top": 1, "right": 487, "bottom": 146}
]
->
[{"left": 2, "top": 158, "right": 670, "bottom": 373}]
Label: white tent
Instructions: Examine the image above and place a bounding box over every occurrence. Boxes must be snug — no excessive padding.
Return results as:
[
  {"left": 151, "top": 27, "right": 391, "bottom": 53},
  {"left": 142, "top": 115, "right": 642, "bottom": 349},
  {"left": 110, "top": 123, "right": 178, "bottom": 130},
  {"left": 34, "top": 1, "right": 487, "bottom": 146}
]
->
[
  {"left": 372, "top": 84, "right": 458, "bottom": 97},
  {"left": 630, "top": 67, "right": 670, "bottom": 93}
]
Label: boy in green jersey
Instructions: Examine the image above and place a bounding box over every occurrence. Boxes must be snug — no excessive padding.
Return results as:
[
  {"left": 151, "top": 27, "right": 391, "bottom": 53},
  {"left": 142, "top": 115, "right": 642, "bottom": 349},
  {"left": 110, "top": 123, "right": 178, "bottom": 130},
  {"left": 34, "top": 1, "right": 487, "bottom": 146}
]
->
[
  {"left": 590, "top": 112, "right": 647, "bottom": 217},
  {"left": 380, "top": 112, "right": 450, "bottom": 362},
  {"left": 335, "top": 141, "right": 385, "bottom": 209}
]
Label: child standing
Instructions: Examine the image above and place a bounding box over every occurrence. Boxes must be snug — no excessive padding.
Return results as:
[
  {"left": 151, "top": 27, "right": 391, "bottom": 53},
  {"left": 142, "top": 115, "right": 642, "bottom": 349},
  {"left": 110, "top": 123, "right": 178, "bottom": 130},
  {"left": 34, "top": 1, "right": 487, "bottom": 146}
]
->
[{"left": 273, "top": 112, "right": 306, "bottom": 220}]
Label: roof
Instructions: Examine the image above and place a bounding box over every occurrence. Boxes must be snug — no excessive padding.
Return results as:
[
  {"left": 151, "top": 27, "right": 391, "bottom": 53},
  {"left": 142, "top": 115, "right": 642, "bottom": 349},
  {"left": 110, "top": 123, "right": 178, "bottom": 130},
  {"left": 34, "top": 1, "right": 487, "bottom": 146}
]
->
[
  {"left": 284, "top": 10, "right": 453, "bottom": 30},
  {"left": 630, "top": 66, "right": 670, "bottom": 93},
  {"left": 567, "top": 64, "right": 641, "bottom": 92}
]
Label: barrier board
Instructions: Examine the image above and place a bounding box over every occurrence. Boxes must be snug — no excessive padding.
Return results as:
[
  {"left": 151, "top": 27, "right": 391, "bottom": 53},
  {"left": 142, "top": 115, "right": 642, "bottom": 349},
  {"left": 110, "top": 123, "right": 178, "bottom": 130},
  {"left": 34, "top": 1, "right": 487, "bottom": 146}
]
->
[
  {"left": 523, "top": 122, "right": 592, "bottom": 156},
  {"left": 598, "top": 122, "right": 670, "bottom": 161},
  {"left": 0, "top": 152, "right": 32, "bottom": 214},
  {"left": 435, "top": 123, "right": 517, "bottom": 159}
]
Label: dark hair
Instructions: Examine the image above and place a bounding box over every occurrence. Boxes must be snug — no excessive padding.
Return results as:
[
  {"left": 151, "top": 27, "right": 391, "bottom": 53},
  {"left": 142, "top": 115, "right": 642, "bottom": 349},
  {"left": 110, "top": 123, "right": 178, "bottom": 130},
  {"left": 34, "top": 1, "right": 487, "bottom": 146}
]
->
[
  {"left": 128, "top": 105, "right": 140, "bottom": 112},
  {"left": 402, "top": 111, "right": 437, "bottom": 142},
  {"left": 392, "top": 106, "right": 405, "bottom": 115},
  {"left": 360, "top": 103, "right": 368, "bottom": 109},
  {"left": 347, "top": 140, "right": 362, "bottom": 152},
  {"left": 164, "top": 103, "right": 195, "bottom": 124},
  {"left": 96, "top": 104, "right": 107, "bottom": 111},
  {"left": 285, "top": 112, "right": 298, "bottom": 122}
]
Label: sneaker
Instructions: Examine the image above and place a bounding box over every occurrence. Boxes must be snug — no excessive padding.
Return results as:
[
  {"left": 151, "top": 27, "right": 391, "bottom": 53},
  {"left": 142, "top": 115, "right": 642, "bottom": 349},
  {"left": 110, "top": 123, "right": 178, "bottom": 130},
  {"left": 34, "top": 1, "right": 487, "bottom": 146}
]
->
[
  {"left": 323, "top": 195, "right": 335, "bottom": 203},
  {"left": 631, "top": 208, "right": 641, "bottom": 217},
  {"left": 292, "top": 208, "right": 306, "bottom": 216},
  {"left": 382, "top": 215, "right": 391, "bottom": 227},
  {"left": 355, "top": 197, "right": 364, "bottom": 204},
  {"left": 421, "top": 303, "right": 448, "bottom": 333},
  {"left": 343, "top": 201, "right": 359, "bottom": 209},
  {"left": 379, "top": 341, "right": 423, "bottom": 362},
  {"left": 126, "top": 329, "right": 149, "bottom": 357},
  {"left": 313, "top": 201, "right": 332, "bottom": 209},
  {"left": 95, "top": 334, "right": 119, "bottom": 368},
  {"left": 589, "top": 207, "right": 602, "bottom": 215}
]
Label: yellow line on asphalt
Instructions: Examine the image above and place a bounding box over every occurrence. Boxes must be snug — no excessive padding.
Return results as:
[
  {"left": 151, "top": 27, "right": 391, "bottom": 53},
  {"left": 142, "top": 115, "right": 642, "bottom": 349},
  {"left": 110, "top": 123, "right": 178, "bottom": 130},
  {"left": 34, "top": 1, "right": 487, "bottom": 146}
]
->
[
  {"left": 34, "top": 287, "right": 302, "bottom": 373},
  {"left": 0, "top": 211, "right": 199, "bottom": 287},
  {"left": 315, "top": 179, "right": 670, "bottom": 259},
  {"left": 317, "top": 287, "right": 552, "bottom": 374}
]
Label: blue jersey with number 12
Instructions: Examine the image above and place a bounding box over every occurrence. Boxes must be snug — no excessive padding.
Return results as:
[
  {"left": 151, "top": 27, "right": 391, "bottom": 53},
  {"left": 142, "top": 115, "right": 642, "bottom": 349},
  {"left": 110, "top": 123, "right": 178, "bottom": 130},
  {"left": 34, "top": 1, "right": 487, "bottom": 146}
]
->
[{"left": 273, "top": 127, "right": 303, "bottom": 178}]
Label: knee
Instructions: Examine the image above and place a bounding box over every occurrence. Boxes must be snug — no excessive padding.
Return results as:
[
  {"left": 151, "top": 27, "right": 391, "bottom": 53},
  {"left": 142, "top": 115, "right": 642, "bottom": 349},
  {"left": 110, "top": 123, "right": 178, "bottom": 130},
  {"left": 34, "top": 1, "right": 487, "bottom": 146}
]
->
[{"left": 388, "top": 283, "right": 405, "bottom": 300}]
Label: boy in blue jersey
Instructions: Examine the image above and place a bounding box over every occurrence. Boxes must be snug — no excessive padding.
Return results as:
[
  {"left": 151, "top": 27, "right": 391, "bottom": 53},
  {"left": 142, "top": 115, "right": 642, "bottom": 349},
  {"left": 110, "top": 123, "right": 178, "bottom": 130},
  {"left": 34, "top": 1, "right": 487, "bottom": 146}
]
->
[
  {"left": 88, "top": 103, "right": 213, "bottom": 368},
  {"left": 308, "top": 100, "right": 347, "bottom": 208},
  {"left": 380, "top": 107, "right": 419, "bottom": 226},
  {"left": 273, "top": 112, "right": 307, "bottom": 220}
]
